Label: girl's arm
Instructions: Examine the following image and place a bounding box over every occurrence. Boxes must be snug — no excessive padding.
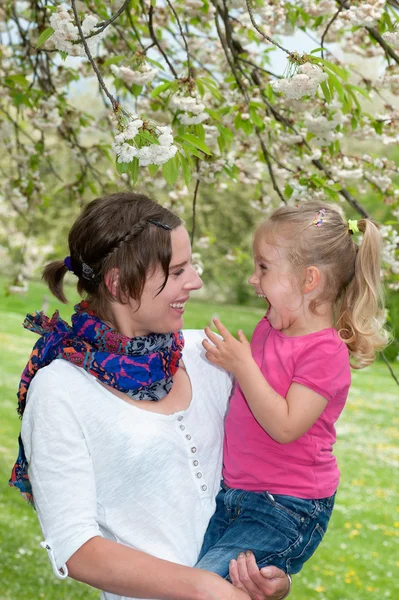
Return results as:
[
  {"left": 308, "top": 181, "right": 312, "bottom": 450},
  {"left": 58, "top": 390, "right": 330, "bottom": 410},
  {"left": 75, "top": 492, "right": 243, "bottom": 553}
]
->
[{"left": 203, "top": 320, "right": 327, "bottom": 444}]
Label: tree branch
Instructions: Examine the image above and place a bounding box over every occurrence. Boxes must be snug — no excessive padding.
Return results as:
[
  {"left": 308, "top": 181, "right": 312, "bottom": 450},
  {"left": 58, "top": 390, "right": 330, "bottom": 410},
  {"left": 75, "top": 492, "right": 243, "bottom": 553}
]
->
[
  {"left": 71, "top": 0, "right": 119, "bottom": 112},
  {"left": 165, "top": 0, "right": 192, "bottom": 78}
]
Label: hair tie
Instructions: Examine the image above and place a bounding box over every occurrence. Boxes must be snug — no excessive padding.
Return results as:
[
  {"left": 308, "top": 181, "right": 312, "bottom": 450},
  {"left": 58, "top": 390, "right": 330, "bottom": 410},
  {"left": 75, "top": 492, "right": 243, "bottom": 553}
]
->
[
  {"left": 347, "top": 219, "right": 359, "bottom": 234},
  {"left": 313, "top": 208, "right": 326, "bottom": 227},
  {"left": 64, "top": 256, "right": 73, "bottom": 271},
  {"left": 147, "top": 219, "right": 172, "bottom": 231}
]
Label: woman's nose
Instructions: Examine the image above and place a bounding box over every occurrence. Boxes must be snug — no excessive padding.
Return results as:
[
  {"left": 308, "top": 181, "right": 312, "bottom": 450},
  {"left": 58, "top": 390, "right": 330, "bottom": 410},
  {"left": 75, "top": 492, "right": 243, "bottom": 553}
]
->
[{"left": 187, "top": 266, "right": 203, "bottom": 290}]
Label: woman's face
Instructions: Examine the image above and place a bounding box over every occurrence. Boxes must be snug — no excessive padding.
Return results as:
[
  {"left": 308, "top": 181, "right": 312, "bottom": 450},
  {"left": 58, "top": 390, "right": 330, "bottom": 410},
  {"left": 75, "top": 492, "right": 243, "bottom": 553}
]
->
[{"left": 122, "top": 225, "right": 203, "bottom": 336}]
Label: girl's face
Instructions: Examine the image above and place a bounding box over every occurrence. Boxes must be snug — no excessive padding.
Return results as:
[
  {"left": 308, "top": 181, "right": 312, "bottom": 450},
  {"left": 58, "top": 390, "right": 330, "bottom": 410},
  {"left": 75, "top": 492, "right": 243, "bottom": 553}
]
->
[
  {"left": 123, "top": 225, "right": 203, "bottom": 336},
  {"left": 248, "top": 238, "right": 305, "bottom": 334}
]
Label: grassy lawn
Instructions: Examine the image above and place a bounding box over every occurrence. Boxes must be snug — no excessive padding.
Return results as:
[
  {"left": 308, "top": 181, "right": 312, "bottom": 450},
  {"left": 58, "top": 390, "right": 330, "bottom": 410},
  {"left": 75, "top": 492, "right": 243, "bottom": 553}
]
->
[{"left": 0, "top": 281, "right": 398, "bottom": 599}]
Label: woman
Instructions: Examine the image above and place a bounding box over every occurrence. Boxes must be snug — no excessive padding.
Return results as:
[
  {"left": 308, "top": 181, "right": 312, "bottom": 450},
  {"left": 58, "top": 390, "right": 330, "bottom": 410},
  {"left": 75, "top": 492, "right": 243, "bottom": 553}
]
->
[{"left": 10, "top": 192, "right": 290, "bottom": 600}]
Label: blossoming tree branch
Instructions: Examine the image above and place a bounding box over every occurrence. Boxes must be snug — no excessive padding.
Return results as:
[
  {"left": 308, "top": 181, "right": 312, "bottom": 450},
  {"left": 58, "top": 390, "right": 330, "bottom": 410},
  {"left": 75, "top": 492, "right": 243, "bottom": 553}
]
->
[{"left": 1, "top": 1, "right": 398, "bottom": 345}]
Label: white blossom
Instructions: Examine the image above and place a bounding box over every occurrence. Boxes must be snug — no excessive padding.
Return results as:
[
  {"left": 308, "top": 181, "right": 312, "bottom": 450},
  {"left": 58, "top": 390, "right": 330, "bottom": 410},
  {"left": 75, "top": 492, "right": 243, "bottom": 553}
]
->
[
  {"left": 382, "top": 31, "right": 399, "bottom": 50},
  {"left": 178, "top": 112, "right": 209, "bottom": 125},
  {"left": 49, "top": 5, "right": 104, "bottom": 57},
  {"left": 270, "top": 63, "right": 328, "bottom": 100},
  {"left": 170, "top": 91, "right": 205, "bottom": 115},
  {"left": 110, "top": 63, "right": 158, "bottom": 86},
  {"left": 344, "top": 1, "right": 386, "bottom": 27}
]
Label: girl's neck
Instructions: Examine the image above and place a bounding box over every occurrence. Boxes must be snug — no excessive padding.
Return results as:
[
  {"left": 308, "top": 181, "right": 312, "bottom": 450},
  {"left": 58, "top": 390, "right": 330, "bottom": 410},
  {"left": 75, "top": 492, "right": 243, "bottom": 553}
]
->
[{"left": 282, "top": 303, "right": 334, "bottom": 337}]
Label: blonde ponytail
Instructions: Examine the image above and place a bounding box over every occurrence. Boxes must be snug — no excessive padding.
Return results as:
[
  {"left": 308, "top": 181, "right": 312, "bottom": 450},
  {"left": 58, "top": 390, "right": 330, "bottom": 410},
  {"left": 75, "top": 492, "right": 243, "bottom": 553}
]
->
[{"left": 337, "top": 219, "right": 389, "bottom": 368}]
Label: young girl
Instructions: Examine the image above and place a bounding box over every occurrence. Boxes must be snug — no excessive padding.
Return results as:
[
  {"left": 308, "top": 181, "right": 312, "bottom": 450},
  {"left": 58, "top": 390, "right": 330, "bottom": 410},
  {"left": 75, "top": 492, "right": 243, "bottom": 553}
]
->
[{"left": 198, "top": 201, "right": 388, "bottom": 580}]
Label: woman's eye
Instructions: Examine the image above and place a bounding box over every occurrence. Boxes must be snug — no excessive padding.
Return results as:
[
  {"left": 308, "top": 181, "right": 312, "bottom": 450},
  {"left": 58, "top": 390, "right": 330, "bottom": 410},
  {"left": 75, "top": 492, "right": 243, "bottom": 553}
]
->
[
  {"left": 173, "top": 269, "right": 185, "bottom": 277},
  {"left": 259, "top": 263, "right": 268, "bottom": 270}
]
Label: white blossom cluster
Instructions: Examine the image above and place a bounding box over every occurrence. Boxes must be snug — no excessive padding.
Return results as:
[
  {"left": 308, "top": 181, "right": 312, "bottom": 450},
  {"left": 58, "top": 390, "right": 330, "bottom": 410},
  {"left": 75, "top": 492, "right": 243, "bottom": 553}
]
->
[
  {"left": 271, "top": 63, "right": 328, "bottom": 100},
  {"left": 170, "top": 90, "right": 209, "bottom": 125},
  {"left": 304, "top": 108, "right": 343, "bottom": 146},
  {"left": 344, "top": 0, "right": 386, "bottom": 27},
  {"left": 29, "top": 97, "right": 62, "bottom": 130},
  {"left": 49, "top": 4, "right": 104, "bottom": 57},
  {"left": 382, "top": 30, "right": 399, "bottom": 50},
  {"left": 112, "top": 117, "right": 177, "bottom": 166},
  {"left": 300, "top": 0, "right": 336, "bottom": 17},
  {"left": 110, "top": 62, "right": 158, "bottom": 87},
  {"left": 186, "top": 0, "right": 205, "bottom": 17},
  {"left": 168, "top": 186, "right": 189, "bottom": 203}
]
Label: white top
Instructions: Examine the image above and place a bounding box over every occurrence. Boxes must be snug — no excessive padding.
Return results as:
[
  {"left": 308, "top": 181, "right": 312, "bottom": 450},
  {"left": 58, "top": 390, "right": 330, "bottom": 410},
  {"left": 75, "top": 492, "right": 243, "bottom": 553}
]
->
[{"left": 21, "top": 330, "right": 232, "bottom": 600}]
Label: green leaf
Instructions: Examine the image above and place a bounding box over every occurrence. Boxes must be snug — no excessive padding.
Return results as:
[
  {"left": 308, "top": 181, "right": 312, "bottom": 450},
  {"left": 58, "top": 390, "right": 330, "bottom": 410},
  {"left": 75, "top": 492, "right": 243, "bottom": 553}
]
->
[
  {"left": 201, "top": 78, "right": 223, "bottom": 101},
  {"left": 177, "top": 133, "right": 212, "bottom": 155},
  {"left": 249, "top": 106, "right": 264, "bottom": 128},
  {"left": 6, "top": 75, "right": 30, "bottom": 89},
  {"left": 194, "top": 124, "right": 205, "bottom": 141},
  {"left": 36, "top": 27, "right": 54, "bottom": 49},
  {"left": 348, "top": 84, "right": 370, "bottom": 99},
  {"left": 312, "top": 57, "right": 348, "bottom": 81},
  {"left": 115, "top": 160, "right": 129, "bottom": 174},
  {"left": 320, "top": 81, "right": 331, "bottom": 103},
  {"left": 151, "top": 81, "right": 173, "bottom": 97},
  {"left": 130, "top": 157, "right": 139, "bottom": 185},
  {"left": 181, "top": 143, "right": 204, "bottom": 159},
  {"left": 179, "top": 153, "right": 192, "bottom": 186},
  {"left": 148, "top": 164, "right": 160, "bottom": 176},
  {"left": 138, "top": 130, "right": 160, "bottom": 145},
  {"left": 284, "top": 184, "right": 294, "bottom": 199},
  {"left": 59, "top": 50, "right": 68, "bottom": 61},
  {"left": 162, "top": 155, "right": 179, "bottom": 186},
  {"left": 328, "top": 73, "right": 346, "bottom": 103},
  {"left": 146, "top": 56, "right": 165, "bottom": 70},
  {"left": 310, "top": 47, "right": 324, "bottom": 54},
  {"left": 104, "top": 55, "right": 125, "bottom": 67},
  {"left": 131, "top": 84, "right": 143, "bottom": 97}
]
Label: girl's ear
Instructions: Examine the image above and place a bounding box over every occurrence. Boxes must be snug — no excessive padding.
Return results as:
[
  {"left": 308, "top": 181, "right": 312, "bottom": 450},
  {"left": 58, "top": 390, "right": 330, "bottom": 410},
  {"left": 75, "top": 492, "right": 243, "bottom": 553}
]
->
[
  {"left": 303, "top": 266, "right": 321, "bottom": 294},
  {"left": 104, "top": 268, "right": 120, "bottom": 297}
]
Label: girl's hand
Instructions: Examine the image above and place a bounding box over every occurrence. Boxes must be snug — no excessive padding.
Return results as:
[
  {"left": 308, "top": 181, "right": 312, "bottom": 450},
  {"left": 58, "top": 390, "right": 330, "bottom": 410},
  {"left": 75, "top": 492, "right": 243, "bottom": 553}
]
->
[
  {"left": 203, "top": 318, "right": 253, "bottom": 376},
  {"left": 229, "top": 552, "right": 290, "bottom": 600}
]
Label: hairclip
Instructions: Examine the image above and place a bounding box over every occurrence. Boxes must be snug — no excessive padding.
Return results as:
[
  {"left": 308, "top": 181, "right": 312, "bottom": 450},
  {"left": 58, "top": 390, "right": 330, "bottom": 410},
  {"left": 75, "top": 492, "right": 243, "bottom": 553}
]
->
[
  {"left": 64, "top": 256, "right": 73, "bottom": 271},
  {"left": 347, "top": 219, "right": 359, "bottom": 234},
  {"left": 81, "top": 261, "right": 97, "bottom": 281},
  {"left": 147, "top": 219, "right": 172, "bottom": 231},
  {"left": 313, "top": 208, "right": 326, "bottom": 227}
]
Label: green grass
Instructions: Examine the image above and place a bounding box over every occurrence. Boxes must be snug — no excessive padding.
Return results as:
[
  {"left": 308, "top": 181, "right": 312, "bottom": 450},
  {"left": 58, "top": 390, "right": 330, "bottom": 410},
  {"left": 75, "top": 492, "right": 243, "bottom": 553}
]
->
[{"left": 0, "top": 282, "right": 398, "bottom": 599}]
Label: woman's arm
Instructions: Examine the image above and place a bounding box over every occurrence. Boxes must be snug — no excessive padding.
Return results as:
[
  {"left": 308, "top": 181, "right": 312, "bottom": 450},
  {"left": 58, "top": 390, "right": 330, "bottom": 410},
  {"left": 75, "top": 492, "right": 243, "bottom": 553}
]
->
[
  {"left": 68, "top": 538, "right": 290, "bottom": 600},
  {"left": 67, "top": 536, "right": 248, "bottom": 600}
]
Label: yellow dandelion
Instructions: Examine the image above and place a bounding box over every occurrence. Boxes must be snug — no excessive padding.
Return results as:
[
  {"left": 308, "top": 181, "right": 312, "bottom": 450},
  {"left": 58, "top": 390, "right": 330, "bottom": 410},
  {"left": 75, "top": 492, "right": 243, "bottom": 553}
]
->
[{"left": 315, "top": 586, "right": 325, "bottom": 593}]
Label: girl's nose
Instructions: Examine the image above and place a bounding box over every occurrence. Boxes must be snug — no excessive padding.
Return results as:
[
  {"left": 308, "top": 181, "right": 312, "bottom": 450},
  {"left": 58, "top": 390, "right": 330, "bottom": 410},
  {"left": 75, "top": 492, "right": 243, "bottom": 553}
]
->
[{"left": 248, "top": 272, "right": 258, "bottom": 286}]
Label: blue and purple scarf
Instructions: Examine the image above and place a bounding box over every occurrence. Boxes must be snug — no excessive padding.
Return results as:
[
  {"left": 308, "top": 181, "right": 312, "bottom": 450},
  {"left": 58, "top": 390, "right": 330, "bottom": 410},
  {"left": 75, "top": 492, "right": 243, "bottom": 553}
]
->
[{"left": 9, "top": 301, "right": 184, "bottom": 505}]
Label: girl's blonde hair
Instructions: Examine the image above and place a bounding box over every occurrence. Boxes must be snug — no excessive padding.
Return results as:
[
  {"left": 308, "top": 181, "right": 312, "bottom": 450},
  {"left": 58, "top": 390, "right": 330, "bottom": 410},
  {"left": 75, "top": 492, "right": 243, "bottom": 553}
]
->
[{"left": 255, "top": 201, "right": 389, "bottom": 368}]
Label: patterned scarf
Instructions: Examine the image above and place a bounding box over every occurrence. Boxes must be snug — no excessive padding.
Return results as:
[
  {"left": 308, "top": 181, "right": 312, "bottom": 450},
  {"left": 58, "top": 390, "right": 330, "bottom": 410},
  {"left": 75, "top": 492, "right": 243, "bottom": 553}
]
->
[{"left": 9, "top": 301, "right": 184, "bottom": 505}]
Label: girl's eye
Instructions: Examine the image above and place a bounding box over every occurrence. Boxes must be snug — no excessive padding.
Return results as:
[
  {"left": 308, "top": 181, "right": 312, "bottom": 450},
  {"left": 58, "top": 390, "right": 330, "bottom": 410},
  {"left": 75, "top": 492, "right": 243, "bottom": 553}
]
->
[{"left": 173, "top": 269, "right": 185, "bottom": 277}]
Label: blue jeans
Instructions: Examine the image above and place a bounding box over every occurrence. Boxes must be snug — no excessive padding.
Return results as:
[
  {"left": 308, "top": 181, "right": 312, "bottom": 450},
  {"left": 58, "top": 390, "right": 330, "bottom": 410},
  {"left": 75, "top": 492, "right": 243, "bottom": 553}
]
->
[{"left": 196, "top": 482, "right": 335, "bottom": 576}]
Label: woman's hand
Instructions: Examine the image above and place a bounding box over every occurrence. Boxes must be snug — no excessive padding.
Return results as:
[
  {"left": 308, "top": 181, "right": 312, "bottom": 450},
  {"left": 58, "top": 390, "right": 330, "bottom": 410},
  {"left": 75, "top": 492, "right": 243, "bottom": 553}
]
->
[
  {"left": 203, "top": 319, "right": 253, "bottom": 376},
  {"left": 229, "top": 552, "right": 290, "bottom": 600}
]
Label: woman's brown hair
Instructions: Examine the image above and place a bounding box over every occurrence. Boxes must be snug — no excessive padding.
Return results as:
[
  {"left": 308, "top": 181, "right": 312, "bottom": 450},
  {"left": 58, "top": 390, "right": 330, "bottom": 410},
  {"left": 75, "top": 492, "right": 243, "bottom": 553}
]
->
[
  {"left": 42, "top": 192, "right": 182, "bottom": 322},
  {"left": 255, "top": 200, "right": 389, "bottom": 368}
]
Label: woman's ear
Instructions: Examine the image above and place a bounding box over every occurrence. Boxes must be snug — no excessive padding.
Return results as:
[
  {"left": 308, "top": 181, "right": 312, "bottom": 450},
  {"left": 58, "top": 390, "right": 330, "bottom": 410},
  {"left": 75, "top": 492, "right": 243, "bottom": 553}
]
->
[
  {"left": 104, "top": 268, "right": 120, "bottom": 297},
  {"left": 303, "top": 266, "right": 321, "bottom": 294}
]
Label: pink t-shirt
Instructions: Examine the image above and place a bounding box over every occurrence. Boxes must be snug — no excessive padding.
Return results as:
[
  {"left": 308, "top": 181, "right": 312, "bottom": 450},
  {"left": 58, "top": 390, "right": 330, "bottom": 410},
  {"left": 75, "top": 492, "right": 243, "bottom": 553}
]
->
[{"left": 223, "top": 317, "right": 351, "bottom": 499}]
